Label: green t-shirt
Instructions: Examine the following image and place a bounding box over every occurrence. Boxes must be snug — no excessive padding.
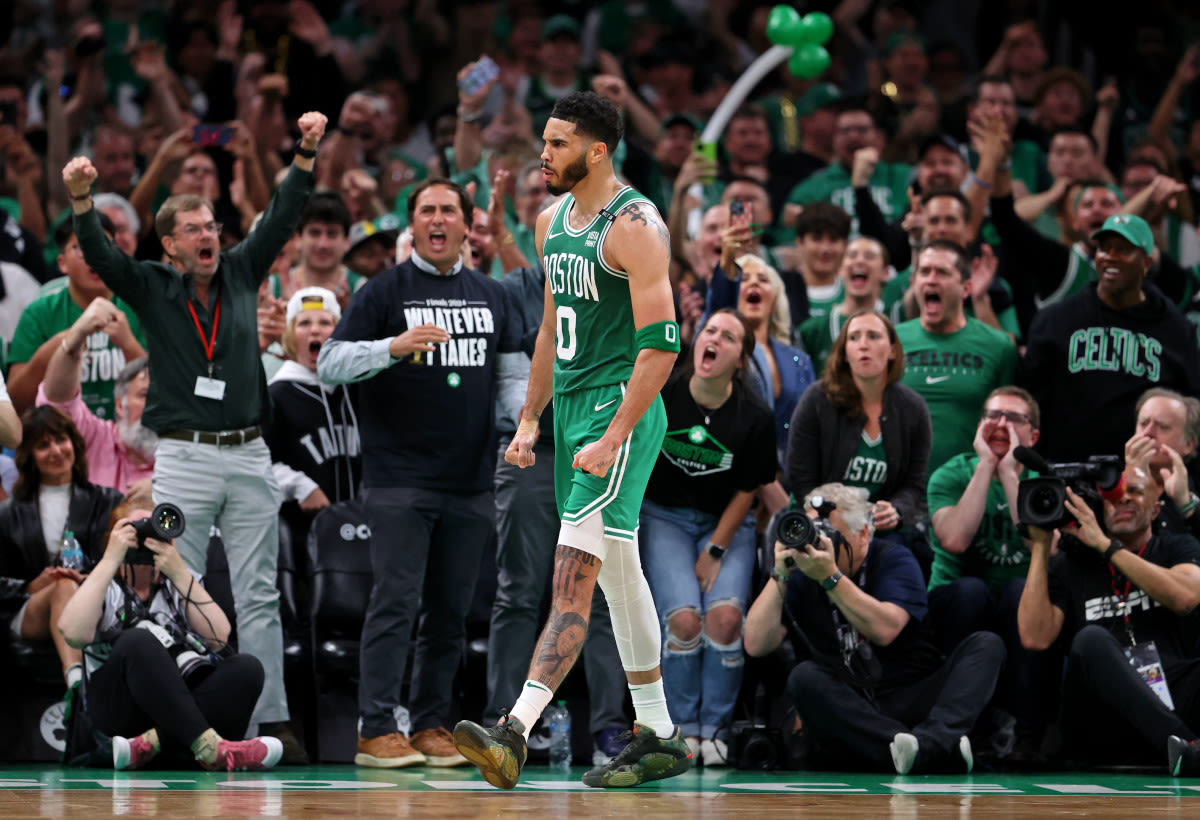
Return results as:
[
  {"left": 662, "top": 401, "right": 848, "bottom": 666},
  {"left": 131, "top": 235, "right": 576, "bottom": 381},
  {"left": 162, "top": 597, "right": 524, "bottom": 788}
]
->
[
  {"left": 896, "top": 317, "right": 1017, "bottom": 476},
  {"left": 883, "top": 266, "right": 1021, "bottom": 339},
  {"left": 786, "top": 161, "right": 912, "bottom": 238},
  {"left": 927, "top": 453, "right": 1032, "bottom": 592},
  {"left": 842, "top": 429, "right": 888, "bottom": 501},
  {"left": 805, "top": 279, "right": 844, "bottom": 322},
  {"left": 8, "top": 289, "right": 146, "bottom": 420}
]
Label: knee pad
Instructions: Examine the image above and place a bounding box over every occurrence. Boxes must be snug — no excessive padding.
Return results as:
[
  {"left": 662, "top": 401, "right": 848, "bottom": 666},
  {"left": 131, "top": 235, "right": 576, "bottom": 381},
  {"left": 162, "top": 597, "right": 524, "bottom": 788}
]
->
[{"left": 597, "top": 532, "right": 660, "bottom": 672}]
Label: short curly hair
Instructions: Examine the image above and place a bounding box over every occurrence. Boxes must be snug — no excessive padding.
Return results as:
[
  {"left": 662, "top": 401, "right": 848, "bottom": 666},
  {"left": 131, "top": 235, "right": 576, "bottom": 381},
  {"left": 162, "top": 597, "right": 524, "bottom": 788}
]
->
[{"left": 550, "top": 91, "right": 624, "bottom": 154}]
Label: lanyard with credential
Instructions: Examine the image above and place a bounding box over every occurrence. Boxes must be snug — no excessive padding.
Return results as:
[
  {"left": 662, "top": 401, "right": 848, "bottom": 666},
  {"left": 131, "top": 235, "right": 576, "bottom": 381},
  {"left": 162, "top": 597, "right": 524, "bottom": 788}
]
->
[
  {"left": 1108, "top": 541, "right": 1149, "bottom": 645},
  {"left": 187, "top": 289, "right": 221, "bottom": 378}
]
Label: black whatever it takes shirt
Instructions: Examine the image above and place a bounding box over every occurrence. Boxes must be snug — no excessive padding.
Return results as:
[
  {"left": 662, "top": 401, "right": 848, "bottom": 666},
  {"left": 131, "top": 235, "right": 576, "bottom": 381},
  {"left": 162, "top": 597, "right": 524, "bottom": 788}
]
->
[
  {"left": 1049, "top": 533, "right": 1200, "bottom": 671},
  {"left": 644, "top": 373, "right": 777, "bottom": 513},
  {"left": 329, "top": 258, "right": 521, "bottom": 493}
]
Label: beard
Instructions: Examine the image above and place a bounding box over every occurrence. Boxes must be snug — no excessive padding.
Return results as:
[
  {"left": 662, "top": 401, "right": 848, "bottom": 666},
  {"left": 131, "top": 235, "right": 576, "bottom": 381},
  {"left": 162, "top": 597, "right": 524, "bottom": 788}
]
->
[
  {"left": 119, "top": 418, "right": 159, "bottom": 460},
  {"left": 545, "top": 152, "right": 589, "bottom": 196}
]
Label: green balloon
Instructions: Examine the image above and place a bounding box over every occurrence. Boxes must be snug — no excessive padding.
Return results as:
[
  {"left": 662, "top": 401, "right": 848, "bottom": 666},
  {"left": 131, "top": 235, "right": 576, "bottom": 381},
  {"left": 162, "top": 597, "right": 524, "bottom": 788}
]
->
[
  {"left": 799, "top": 12, "right": 834, "bottom": 46},
  {"left": 788, "top": 44, "right": 831, "bottom": 80},
  {"left": 766, "top": 5, "right": 802, "bottom": 46}
]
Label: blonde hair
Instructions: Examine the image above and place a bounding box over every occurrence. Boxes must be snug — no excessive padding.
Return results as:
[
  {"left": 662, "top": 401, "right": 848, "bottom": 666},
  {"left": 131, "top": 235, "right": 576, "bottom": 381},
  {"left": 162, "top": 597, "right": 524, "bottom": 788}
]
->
[{"left": 735, "top": 253, "right": 792, "bottom": 346}]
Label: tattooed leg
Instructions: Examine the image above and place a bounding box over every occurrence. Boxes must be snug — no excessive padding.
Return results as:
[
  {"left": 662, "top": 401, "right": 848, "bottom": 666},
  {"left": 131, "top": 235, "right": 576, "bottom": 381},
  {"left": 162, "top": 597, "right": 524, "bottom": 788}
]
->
[{"left": 528, "top": 545, "right": 603, "bottom": 690}]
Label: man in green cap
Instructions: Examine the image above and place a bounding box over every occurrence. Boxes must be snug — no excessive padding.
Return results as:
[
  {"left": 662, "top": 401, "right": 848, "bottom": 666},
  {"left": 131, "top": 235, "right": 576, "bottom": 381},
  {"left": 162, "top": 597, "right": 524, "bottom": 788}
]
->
[{"left": 1021, "top": 214, "right": 1200, "bottom": 462}]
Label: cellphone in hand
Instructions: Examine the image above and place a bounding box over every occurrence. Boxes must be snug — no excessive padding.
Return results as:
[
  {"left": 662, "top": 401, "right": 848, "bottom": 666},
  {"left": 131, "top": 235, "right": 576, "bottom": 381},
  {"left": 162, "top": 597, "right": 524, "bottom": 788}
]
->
[
  {"left": 730, "top": 200, "right": 753, "bottom": 221},
  {"left": 459, "top": 55, "right": 500, "bottom": 96},
  {"left": 193, "top": 124, "right": 233, "bottom": 147}
]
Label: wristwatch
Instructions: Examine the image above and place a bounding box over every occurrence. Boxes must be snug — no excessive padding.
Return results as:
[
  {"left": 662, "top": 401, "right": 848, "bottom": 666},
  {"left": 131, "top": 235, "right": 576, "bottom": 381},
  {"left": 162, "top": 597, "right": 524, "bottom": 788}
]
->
[
  {"left": 706, "top": 542, "right": 726, "bottom": 559},
  {"left": 821, "top": 570, "right": 844, "bottom": 591}
]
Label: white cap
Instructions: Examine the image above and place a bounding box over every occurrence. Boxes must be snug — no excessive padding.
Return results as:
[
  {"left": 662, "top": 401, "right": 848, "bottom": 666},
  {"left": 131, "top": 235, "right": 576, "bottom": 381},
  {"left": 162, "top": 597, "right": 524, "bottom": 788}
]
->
[{"left": 286, "top": 286, "right": 341, "bottom": 324}]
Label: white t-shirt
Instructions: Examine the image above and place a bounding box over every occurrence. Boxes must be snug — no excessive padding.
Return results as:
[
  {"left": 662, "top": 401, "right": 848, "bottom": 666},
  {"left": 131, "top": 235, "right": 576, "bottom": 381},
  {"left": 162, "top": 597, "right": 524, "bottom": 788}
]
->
[{"left": 38, "top": 483, "right": 71, "bottom": 559}]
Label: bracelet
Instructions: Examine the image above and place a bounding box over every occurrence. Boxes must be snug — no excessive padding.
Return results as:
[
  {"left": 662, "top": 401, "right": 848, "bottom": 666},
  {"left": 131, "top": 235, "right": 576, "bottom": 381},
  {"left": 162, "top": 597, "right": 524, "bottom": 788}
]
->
[
  {"left": 1179, "top": 493, "right": 1200, "bottom": 516},
  {"left": 969, "top": 172, "right": 992, "bottom": 190},
  {"left": 71, "top": 191, "right": 92, "bottom": 201},
  {"left": 294, "top": 144, "right": 317, "bottom": 159},
  {"left": 457, "top": 105, "right": 483, "bottom": 124},
  {"left": 1103, "top": 540, "right": 1125, "bottom": 562}
]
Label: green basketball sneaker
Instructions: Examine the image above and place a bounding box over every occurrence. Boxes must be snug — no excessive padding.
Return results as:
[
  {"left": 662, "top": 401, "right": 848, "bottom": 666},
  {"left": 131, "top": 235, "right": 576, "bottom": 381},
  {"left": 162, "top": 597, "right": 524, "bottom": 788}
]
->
[
  {"left": 453, "top": 713, "right": 528, "bottom": 790},
  {"left": 581, "top": 722, "right": 693, "bottom": 788}
]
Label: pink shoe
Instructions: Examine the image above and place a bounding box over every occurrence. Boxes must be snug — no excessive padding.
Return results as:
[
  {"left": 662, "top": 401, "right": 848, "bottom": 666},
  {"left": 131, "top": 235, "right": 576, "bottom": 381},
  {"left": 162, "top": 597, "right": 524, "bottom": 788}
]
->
[
  {"left": 113, "top": 735, "right": 158, "bottom": 770},
  {"left": 201, "top": 737, "right": 284, "bottom": 772}
]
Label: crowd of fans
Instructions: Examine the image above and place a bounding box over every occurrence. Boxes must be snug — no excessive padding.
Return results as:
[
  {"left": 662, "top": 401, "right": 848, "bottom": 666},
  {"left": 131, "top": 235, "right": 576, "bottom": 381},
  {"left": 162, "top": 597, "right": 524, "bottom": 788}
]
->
[{"left": 2, "top": 0, "right": 1200, "bottom": 778}]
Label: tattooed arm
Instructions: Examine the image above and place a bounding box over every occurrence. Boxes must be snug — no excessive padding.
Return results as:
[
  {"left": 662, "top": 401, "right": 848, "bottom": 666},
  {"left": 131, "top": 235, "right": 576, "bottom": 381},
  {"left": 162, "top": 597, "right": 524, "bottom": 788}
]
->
[
  {"left": 572, "top": 201, "right": 677, "bottom": 479},
  {"left": 530, "top": 546, "right": 602, "bottom": 689}
]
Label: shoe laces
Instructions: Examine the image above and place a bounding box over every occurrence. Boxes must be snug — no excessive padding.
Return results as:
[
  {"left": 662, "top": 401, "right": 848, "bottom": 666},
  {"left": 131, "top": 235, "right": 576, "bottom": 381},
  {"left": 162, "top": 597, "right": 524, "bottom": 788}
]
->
[{"left": 216, "top": 739, "right": 265, "bottom": 771}]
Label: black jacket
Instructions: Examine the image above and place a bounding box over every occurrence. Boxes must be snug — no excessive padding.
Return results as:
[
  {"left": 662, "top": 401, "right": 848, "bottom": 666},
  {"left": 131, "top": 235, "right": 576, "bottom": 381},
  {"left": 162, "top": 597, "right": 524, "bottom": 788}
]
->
[
  {"left": 0, "top": 482, "right": 123, "bottom": 614},
  {"left": 787, "top": 381, "right": 932, "bottom": 529}
]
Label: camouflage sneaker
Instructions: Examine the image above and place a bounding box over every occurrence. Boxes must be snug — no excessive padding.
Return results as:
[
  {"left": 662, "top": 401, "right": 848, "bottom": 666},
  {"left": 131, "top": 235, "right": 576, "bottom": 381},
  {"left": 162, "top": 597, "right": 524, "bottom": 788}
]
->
[
  {"left": 581, "top": 722, "right": 692, "bottom": 788},
  {"left": 453, "top": 713, "right": 528, "bottom": 790}
]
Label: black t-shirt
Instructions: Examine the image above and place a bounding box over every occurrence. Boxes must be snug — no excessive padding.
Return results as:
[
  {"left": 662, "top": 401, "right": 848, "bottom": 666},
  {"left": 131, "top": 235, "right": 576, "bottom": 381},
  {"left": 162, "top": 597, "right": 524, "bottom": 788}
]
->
[
  {"left": 644, "top": 373, "right": 776, "bottom": 513},
  {"left": 782, "top": 540, "right": 944, "bottom": 690},
  {"left": 330, "top": 259, "right": 522, "bottom": 492},
  {"left": 1049, "top": 533, "right": 1200, "bottom": 670}
]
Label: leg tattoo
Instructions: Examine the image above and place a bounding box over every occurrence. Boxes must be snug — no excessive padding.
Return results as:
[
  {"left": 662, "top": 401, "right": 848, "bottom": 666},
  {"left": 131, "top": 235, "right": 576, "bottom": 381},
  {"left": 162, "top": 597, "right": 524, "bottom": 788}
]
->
[{"left": 532, "top": 546, "right": 600, "bottom": 689}]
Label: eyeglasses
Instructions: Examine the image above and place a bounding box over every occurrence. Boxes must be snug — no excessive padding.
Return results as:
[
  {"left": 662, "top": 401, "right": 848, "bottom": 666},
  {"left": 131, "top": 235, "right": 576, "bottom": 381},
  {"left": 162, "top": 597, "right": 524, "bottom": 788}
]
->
[
  {"left": 174, "top": 222, "right": 222, "bottom": 238},
  {"left": 982, "top": 408, "right": 1031, "bottom": 426}
]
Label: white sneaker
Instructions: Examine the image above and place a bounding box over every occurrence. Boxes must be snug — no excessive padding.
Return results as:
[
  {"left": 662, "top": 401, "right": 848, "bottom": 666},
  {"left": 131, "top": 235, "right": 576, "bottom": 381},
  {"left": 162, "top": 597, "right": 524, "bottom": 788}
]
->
[
  {"left": 959, "top": 735, "right": 974, "bottom": 774},
  {"left": 685, "top": 735, "right": 701, "bottom": 762},
  {"left": 890, "top": 732, "right": 919, "bottom": 775},
  {"left": 700, "top": 738, "right": 728, "bottom": 768}
]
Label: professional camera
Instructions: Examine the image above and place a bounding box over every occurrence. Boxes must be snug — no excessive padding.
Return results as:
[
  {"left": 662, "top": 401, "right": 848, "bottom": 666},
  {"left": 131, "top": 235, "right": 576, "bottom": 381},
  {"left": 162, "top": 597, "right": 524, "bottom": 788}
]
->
[
  {"left": 133, "top": 613, "right": 215, "bottom": 685},
  {"left": 773, "top": 495, "right": 846, "bottom": 555},
  {"left": 127, "top": 503, "right": 186, "bottom": 565},
  {"left": 728, "top": 720, "right": 786, "bottom": 771},
  {"left": 1014, "top": 448, "right": 1123, "bottom": 529}
]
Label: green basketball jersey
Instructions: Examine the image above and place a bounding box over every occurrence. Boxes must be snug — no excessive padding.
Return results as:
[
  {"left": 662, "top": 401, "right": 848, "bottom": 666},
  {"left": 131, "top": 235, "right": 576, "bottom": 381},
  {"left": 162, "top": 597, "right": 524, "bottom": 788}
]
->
[{"left": 543, "top": 187, "right": 656, "bottom": 394}]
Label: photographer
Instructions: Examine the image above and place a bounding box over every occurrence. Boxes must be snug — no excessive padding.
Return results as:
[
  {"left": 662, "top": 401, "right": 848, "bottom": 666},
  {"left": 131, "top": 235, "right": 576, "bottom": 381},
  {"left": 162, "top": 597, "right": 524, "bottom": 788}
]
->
[
  {"left": 1017, "top": 465, "right": 1200, "bottom": 775},
  {"left": 744, "top": 483, "right": 1005, "bottom": 774},
  {"left": 57, "top": 502, "right": 282, "bottom": 772}
]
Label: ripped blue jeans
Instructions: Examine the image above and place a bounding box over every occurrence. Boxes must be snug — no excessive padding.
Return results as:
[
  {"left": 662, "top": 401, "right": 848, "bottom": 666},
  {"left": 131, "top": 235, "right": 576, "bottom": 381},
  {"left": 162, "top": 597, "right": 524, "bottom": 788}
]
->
[{"left": 639, "top": 498, "right": 756, "bottom": 740}]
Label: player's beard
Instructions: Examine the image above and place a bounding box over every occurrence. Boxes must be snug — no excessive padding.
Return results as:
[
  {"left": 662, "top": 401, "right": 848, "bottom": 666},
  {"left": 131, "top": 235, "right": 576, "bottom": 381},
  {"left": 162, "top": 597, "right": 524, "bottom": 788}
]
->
[{"left": 546, "top": 152, "right": 589, "bottom": 196}]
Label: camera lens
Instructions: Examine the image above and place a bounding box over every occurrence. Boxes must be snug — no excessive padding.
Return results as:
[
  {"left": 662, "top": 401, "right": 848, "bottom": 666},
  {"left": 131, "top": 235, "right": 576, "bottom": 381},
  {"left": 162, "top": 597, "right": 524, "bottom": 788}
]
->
[{"left": 1028, "top": 486, "right": 1060, "bottom": 517}]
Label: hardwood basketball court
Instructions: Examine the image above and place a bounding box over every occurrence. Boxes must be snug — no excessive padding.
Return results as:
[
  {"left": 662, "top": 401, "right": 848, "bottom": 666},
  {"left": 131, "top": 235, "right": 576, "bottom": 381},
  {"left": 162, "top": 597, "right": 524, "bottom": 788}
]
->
[{"left": 2, "top": 764, "right": 1199, "bottom": 818}]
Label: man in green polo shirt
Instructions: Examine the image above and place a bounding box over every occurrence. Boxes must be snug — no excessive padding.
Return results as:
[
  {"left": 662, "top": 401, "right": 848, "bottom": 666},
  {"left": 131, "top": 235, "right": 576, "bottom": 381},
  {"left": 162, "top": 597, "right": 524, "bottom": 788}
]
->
[
  {"left": 61, "top": 110, "right": 328, "bottom": 763},
  {"left": 896, "top": 240, "right": 1018, "bottom": 475},
  {"left": 7, "top": 215, "right": 146, "bottom": 419}
]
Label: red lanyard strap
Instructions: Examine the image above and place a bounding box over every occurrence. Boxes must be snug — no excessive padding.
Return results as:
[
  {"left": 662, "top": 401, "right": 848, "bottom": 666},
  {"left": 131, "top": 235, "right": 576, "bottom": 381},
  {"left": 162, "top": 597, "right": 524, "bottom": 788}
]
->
[{"left": 187, "top": 291, "right": 221, "bottom": 363}]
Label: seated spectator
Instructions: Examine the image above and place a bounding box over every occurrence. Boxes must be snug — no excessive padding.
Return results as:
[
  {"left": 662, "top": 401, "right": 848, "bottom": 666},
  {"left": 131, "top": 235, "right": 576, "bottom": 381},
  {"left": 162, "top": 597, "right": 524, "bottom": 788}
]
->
[
  {"left": 734, "top": 253, "right": 815, "bottom": 470},
  {"left": 7, "top": 214, "right": 146, "bottom": 418},
  {"left": 1125, "top": 388, "right": 1200, "bottom": 539},
  {"left": 640, "top": 309, "right": 777, "bottom": 767},
  {"left": 788, "top": 310, "right": 931, "bottom": 566},
  {"left": 744, "top": 482, "right": 1005, "bottom": 774},
  {"left": 56, "top": 502, "right": 283, "bottom": 772},
  {"left": 1018, "top": 466, "right": 1200, "bottom": 775},
  {"left": 265, "top": 287, "right": 361, "bottom": 549},
  {"left": 37, "top": 298, "right": 154, "bottom": 498},
  {"left": 927, "top": 387, "right": 1056, "bottom": 754},
  {"left": 0, "top": 406, "right": 123, "bottom": 688}
]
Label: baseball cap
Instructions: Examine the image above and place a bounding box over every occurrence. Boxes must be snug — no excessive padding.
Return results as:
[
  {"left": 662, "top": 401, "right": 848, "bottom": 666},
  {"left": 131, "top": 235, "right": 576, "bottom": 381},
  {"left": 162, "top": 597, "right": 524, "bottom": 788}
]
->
[
  {"left": 286, "top": 286, "right": 341, "bottom": 324},
  {"left": 542, "top": 14, "right": 581, "bottom": 41},
  {"left": 918, "top": 133, "right": 965, "bottom": 160},
  {"left": 796, "top": 83, "right": 842, "bottom": 117},
  {"left": 348, "top": 215, "right": 401, "bottom": 254},
  {"left": 662, "top": 112, "right": 702, "bottom": 133},
  {"left": 1091, "top": 214, "right": 1154, "bottom": 255}
]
